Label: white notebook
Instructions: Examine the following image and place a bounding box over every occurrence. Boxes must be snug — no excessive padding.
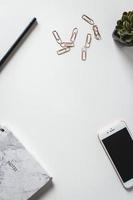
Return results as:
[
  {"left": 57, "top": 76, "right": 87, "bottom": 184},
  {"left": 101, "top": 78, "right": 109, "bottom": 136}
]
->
[{"left": 0, "top": 126, "right": 52, "bottom": 200}]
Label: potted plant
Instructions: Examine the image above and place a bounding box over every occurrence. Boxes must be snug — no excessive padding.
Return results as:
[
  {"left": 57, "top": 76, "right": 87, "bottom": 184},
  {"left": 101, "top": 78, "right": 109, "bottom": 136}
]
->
[{"left": 113, "top": 11, "right": 133, "bottom": 46}]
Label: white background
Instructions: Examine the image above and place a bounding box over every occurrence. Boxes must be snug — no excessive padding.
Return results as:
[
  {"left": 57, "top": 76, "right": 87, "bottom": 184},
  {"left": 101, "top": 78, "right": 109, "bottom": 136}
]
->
[{"left": 0, "top": 0, "right": 133, "bottom": 199}]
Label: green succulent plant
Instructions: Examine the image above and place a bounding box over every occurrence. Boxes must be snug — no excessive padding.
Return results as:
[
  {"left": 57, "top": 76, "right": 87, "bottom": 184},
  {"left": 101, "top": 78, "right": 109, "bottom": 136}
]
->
[{"left": 113, "top": 11, "right": 133, "bottom": 46}]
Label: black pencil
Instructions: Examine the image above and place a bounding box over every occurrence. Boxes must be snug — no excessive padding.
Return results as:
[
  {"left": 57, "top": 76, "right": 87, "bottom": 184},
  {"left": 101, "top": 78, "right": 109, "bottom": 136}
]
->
[{"left": 0, "top": 17, "right": 37, "bottom": 67}]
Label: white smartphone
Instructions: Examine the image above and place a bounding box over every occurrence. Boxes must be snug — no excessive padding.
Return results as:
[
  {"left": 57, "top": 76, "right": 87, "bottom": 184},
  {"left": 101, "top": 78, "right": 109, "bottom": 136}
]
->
[{"left": 98, "top": 120, "right": 133, "bottom": 189}]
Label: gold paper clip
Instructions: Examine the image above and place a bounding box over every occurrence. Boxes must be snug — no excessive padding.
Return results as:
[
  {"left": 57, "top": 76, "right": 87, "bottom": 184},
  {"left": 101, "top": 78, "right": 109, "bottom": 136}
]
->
[
  {"left": 82, "top": 15, "right": 94, "bottom": 26},
  {"left": 85, "top": 33, "right": 92, "bottom": 48},
  {"left": 61, "top": 42, "right": 74, "bottom": 48},
  {"left": 93, "top": 25, "right": 101, "bottom": 40},
  {"left": 52, "top": 30, "right": 62, "bottom": 45},
  {"left": 81, "top": 47, "right": 87, "bottom": 61},
  {"left": 57, "top": 47, "right": 70, "bottom": 55},
  {"left": 70, "top": 28, "right": 78, "bottom": 43}
]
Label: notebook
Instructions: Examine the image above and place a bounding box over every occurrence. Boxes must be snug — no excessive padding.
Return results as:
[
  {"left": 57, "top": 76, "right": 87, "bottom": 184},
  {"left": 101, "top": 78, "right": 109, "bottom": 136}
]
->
[{"left": 0, "top": 126, "right": 52, "bottom": 200}]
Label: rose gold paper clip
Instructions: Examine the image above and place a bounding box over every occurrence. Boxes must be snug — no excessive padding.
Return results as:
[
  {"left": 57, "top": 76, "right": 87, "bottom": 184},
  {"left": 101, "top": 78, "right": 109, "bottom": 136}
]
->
[
  {"left": 85, "top": 33, "right": 92, "bottom": 48},
  {"left": 61, "top": 42, "right": 74, "bottom": 48},
  {"left": 81, "top": 47, "right": 87, "bottom": 61},
  {"left": 70, "top": 28, "right": 78, "bottom": 43},
  {"left": 52, "top": 30, "right": 62, "bottom": 45},
  {"left": 57, "top": 47, "right": 70, "bottom": 55},
  {"left": 81, "top": 33, "right": 92, "bottom": 61},
  {"left": 93, "top": 25, "right": 101, "bottom": 40},
  {"left": 82, "top": 15, "right": 94, "bottom": 25}
]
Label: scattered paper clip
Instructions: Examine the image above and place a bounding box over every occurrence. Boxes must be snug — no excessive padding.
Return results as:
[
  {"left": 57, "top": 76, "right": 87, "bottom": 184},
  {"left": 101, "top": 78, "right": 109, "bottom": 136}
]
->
[
  {"left": 61, "top": 42, "right": 74, "bottom": 48},
  {"left": 52, "top": 15, "right": 102, "bottom": 61},
  {"left": 81, "top": 33, "right": 92, "bottom": 61},
  {"left": 85, "top": 33, "right": 92, "bottom": 48},
  {"left": 82, "top": 15, "right": 94, "bottom": 26},
  {"left": 93, "top": 25, "right": 101, "bottom": 40},
  {"left": 81, "top": 47, "right": 87, "bottom": 61},
  {"left": 70, "top": 28, "right": 78, "bottom": 43},
  {"left": 57, "top": 47, "right": 70, "bottom": 55},
  {"left": 52, "top": 30, "right": 62, "bottom": 45}
]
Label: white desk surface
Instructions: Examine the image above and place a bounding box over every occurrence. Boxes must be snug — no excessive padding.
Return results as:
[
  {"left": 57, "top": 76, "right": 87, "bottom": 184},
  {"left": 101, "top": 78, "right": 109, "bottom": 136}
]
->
[{"left": 0, "top": 0, "right": 133, "bottom": 199}]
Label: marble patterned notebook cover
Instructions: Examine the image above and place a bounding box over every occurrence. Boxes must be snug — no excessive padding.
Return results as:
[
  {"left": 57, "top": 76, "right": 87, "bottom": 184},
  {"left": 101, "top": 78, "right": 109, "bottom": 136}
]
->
[{"left": 0, "top": 126, "right": 52, "bottom": 200}]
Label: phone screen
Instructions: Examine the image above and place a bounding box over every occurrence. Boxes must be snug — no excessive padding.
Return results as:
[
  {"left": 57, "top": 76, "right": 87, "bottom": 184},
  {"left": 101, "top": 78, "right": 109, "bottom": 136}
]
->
[{"left": 102, "top": 127, "right": 133, "bottom": 183}]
